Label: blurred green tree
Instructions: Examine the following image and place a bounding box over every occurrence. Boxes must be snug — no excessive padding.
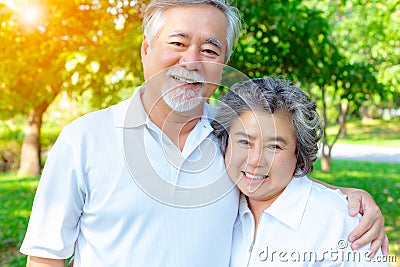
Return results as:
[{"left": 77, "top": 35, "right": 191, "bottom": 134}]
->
[
  {"left": 306, "top": 0, "right": 400, "bottom": 115},
  {"left": 0, "top": 0, "right": 145, "bottom": 175}
]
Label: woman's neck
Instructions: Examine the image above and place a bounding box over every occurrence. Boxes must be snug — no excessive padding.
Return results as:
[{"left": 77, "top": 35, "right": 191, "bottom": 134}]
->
[{"left": 246, "top": 188, "right": 285, "bottom": 239}]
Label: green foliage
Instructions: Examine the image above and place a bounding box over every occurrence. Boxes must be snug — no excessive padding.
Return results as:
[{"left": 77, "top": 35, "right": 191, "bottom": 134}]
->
[
  {"left": 305, "top": 0, "right": 400, "bottom": 106},
  {"left": 0, "top": 0, "right": 146, "bottom": 119},
  {"left": 333, "top": 0, "right": 400, "bottom": 95},
  {"left": 0, "top": 120, "right": 25, "bottom": 142},
  {"left": 1, "top": 0, "right": 148, "bottom": 174},
  {"left": 228, "top": 0, "right": 397, "bottom": 122},
  {"left": 232, "top": 0, "right": 340, "bottom": 85}
]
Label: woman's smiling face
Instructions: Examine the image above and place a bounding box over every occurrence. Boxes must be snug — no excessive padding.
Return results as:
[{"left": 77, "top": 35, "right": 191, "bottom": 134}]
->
[{"left": 224, "top": 109, "right": 298, "bottom": 205}]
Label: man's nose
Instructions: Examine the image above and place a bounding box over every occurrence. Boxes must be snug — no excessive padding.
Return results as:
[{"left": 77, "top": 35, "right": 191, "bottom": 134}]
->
[{"left": 179, "top": 46, "right": 202, "bottom": 70}]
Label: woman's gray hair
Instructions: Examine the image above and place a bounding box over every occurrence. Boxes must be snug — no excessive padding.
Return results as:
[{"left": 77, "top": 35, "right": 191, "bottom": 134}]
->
[
  {"left": 142, "top": 0, "right": 243, "bottom": 63},
  {"left": 212, "top": 76, "right": 323, "bottom": 177}
]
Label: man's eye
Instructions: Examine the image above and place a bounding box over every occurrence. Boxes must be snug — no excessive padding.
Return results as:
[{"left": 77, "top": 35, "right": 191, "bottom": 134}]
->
[
  {"left": 203, "top": 49, "right": 218, "bottom": 56},
  {"left": 171, "top": 42, "right": 184, "bottom": 47}
]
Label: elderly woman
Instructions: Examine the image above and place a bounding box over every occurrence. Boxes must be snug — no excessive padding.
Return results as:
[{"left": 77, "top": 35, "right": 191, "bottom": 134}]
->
[{"left": 212, "top": 77, "right": 388, "bottom": 266}]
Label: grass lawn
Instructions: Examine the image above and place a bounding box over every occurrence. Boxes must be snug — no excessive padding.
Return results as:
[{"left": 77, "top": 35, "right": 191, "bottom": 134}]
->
[
  {"left": 1, "top": 158, "right": 399, "bottom": 266},
  {"left": 0, "top": 173, "right": 39, "bottom": 267},
  {"left": 326, "top": 119, "right": 400, "bottom": 147}
]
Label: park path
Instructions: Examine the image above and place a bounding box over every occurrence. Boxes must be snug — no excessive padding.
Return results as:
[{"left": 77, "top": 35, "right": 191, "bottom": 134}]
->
[{"left": 328, "top": 143, "right": 400, "bottom": 164}]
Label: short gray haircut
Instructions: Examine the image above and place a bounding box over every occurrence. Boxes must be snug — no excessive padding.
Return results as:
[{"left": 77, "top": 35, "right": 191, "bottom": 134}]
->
[
  {"left": 212, "top": 76, "right": 323, "bottom": 177},
  {"left": 142, "top": 0, "right": 243, "bottom": 63}
]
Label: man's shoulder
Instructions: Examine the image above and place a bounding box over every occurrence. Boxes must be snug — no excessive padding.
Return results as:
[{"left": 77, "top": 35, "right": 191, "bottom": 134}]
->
[{"left": 62, "top": 98, "right": 131, "bottom": 137}]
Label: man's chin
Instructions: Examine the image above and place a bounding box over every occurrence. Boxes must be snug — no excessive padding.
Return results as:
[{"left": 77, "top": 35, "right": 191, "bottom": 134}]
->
[{"left": 167, "top": 101, "right": 203, "bottom": 113}]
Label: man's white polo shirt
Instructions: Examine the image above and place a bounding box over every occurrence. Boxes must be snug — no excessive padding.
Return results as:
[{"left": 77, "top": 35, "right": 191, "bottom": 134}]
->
[
  {"left": 230, "top": 176, "right": 388, "bottom": 267},
  {"left": 20, "top": 87, "right": 239, "bottom": 266}
]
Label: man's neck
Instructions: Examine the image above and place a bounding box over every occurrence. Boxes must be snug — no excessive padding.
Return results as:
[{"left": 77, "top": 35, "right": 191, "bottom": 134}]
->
[{"left": 141, "top": 90, "right": 204, "bottom": 151}]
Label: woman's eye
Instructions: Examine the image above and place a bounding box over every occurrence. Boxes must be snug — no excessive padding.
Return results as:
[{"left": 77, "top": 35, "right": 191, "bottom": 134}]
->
[
  {"left": 238, "top": 140, "right": 250, "bottom": 145},
  {"left": 266, "top": 144, "right": 281, "bottom": 150}
]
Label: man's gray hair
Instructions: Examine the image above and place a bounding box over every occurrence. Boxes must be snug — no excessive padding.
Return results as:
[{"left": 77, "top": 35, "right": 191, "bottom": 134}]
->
[
  {"left": 212, "top": 76, "right": 323, "bottom": 177},
  {"left": 142, "top": 0, "right": 243, "bottom": 63}
]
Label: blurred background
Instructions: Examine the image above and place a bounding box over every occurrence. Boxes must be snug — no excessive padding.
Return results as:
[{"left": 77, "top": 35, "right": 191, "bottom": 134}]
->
[{"left": 0, "top": 0, "right": 399, "bottom": 266}]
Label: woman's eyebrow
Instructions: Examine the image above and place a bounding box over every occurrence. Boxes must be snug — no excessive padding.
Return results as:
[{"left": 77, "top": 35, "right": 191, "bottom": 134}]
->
[
  {"left": 233, "top": 131, "right": 250, "bottom": 137},
  {"left": 266, "top": 136, "right": 287, "bottom": 144},
  {"left": 233, "top": 131, "right": 287, "bottom": 144}
]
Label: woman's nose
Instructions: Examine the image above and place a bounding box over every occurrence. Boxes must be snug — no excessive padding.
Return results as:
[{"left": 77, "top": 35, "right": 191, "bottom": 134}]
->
[{"left": 248, "top": 146, "right": 268, "bottom": 167}]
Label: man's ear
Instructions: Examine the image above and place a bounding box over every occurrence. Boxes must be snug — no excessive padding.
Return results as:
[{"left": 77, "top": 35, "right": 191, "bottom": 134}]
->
[{"left": 141, "top": 36, "right": 150, "bottom": 59}]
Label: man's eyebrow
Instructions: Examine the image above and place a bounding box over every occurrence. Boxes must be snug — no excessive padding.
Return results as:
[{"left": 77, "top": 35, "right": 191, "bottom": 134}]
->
[
  {"left": 206, "top": 37, "right": 223, "bottom": 49},
  {"left": 168, "top": 32, "right": 223, "bottom": 49}
]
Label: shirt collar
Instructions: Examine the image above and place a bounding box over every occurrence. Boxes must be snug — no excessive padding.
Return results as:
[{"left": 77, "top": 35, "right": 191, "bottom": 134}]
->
[
  {"left": 265, "top": 176, "right": 312, "bottom": 230},
  {"left": 114, "top": 86, "right": 147, "bottom": 128},
  {"left": 238, "top": 193, "right": 252, "bottom": 219},
  {"left": 114, "top": 86, "right": 218, "bottom": 129},
  {"left": 237, "top": 176, "right": 312, "bottom": 231}
]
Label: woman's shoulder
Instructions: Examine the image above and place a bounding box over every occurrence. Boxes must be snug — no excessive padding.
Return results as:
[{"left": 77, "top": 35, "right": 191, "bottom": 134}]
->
[{"left": 306, "top": 176, "right": 362, "bottom": 223}]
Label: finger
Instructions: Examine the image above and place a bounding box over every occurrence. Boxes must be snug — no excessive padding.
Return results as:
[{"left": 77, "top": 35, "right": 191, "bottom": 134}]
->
[
  {"left": 348, "top": 212, "right": 374, "bottom": 243},
  {"left": 364, "top": 228, "right": 386, "bottom": 257},
  {"left": 381, "top": 234, "right": 389, "bottom": 256},
  {"left": 346, "top": 192, "right": 362, "bottom": 216},
  {"left": 350, "top": 218, "right": 384, "bottom": 251}
]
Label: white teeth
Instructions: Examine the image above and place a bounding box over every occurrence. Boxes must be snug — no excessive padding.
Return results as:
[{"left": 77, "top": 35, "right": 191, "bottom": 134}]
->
[
  {"left": 244, "top": 172, "right": 268, "bottom": 180},
  {"left": 174, "top": 76, "right": 204, "bottom": 84}
]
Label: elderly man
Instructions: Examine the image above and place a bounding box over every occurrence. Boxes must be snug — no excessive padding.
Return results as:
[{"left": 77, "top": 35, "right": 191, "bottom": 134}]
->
[{"left": 21, "top": 1, "right": 387, "bottom": 266}]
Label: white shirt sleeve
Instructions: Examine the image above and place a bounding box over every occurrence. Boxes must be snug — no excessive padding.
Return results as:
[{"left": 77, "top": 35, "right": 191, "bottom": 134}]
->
[{"left": 20, "top": 127, "right": 86, "bottom": 259}]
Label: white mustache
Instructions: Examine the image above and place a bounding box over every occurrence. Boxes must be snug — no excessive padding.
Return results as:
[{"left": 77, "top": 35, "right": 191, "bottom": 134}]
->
[{"left": 165, "top": 68, "right": 206, "bottom": 85}]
